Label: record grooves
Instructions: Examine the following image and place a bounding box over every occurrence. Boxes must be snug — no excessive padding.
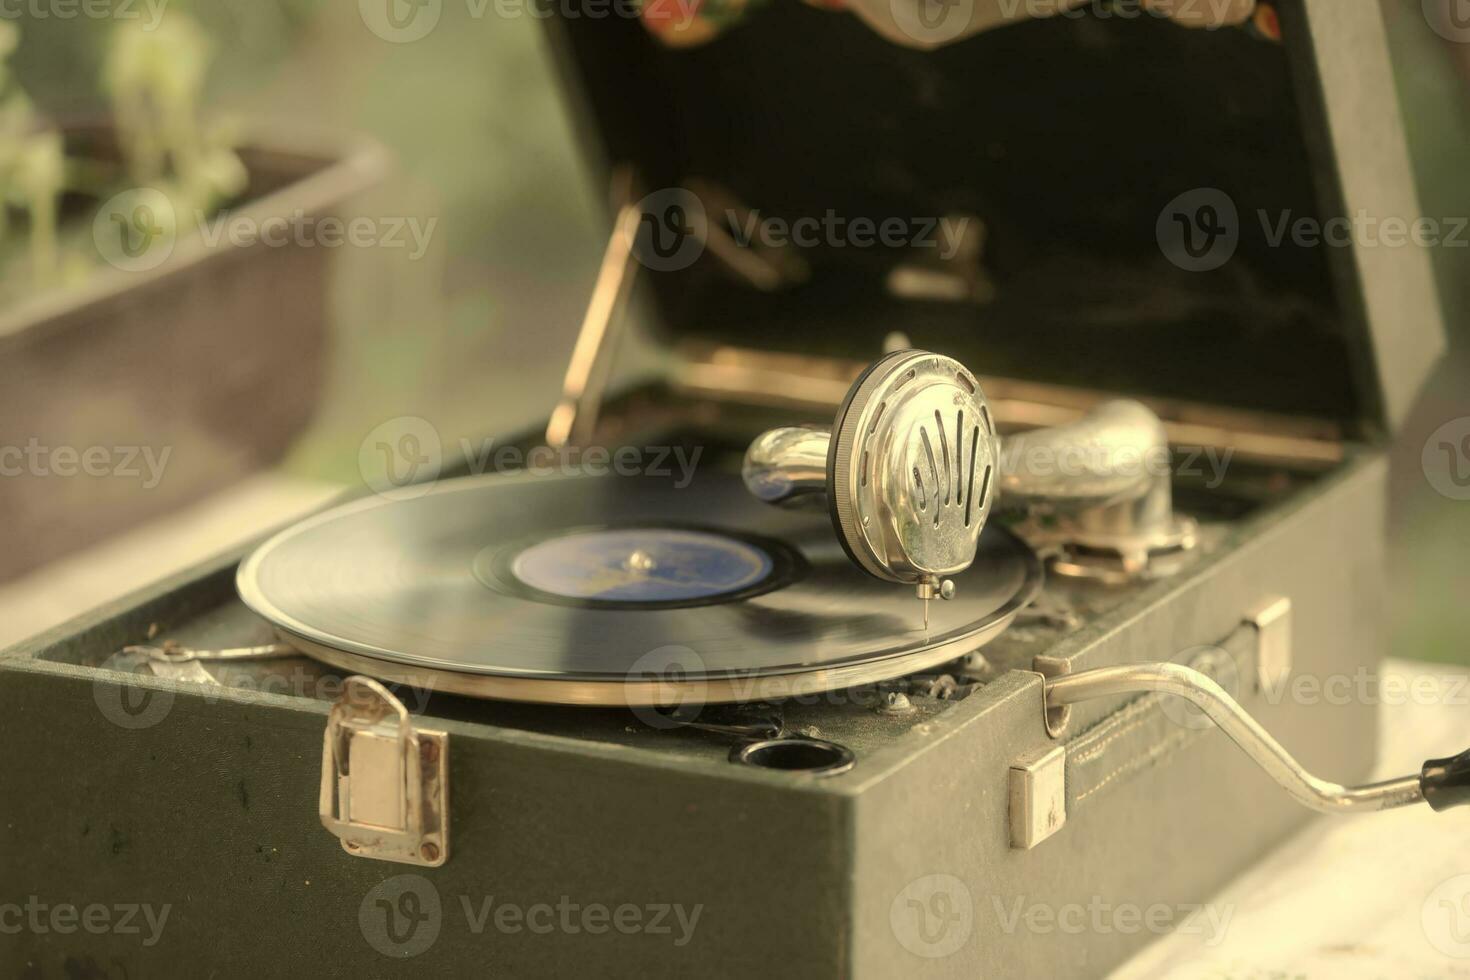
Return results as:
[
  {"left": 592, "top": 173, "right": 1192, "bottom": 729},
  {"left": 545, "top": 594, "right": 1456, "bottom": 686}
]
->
[{"left": 236, "top": 468, "right": 1043, "bottom": 705}]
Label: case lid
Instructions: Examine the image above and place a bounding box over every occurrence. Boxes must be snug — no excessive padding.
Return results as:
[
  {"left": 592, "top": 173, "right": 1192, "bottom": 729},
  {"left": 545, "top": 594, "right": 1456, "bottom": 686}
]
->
[{"left": 550, "top": 0, "right": 1444, "bottom": 437}]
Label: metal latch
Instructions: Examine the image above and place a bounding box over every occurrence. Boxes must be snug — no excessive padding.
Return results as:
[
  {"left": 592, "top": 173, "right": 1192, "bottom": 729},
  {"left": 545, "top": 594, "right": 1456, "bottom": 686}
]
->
[{"left": 320, "top": 675, "right": 448, "bottom": 867}]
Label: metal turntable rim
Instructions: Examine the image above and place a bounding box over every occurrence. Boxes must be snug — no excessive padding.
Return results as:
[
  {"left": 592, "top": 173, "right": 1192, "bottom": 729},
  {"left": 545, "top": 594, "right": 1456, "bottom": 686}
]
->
[
  {"left": 236, "top": 472, "right": 1044, "bottom": 705},
  {"left": 272, "top": 612, "right": 1025, "bottom": 706}
]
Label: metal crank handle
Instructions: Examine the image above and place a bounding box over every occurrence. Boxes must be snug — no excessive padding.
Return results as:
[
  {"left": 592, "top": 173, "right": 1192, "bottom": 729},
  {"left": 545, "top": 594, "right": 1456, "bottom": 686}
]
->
[{"left": 1046, "top": 662, "right": 1470, "bottom": 814}]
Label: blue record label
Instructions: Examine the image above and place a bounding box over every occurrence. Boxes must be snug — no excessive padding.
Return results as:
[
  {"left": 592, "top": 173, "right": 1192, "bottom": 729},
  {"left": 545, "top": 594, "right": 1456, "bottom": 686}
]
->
[{"left": 508, "top": 528, "right": 775, "bottom": 604}]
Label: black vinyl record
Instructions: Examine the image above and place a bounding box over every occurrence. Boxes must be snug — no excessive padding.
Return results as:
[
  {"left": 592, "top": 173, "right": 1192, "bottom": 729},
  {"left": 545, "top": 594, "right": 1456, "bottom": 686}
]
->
[{"left": 237, "top": 467, "right": 1042, "bottom": 704}]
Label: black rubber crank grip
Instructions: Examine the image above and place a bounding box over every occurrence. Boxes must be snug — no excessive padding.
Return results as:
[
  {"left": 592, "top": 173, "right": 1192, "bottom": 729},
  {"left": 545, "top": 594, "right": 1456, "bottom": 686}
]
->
[{"left": 1422, "top": 749, "right": 1470, "bottom": 812}]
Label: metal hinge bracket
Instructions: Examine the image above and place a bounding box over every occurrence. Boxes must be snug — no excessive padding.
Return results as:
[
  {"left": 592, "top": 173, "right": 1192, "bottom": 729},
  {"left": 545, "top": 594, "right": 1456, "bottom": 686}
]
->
[
  {"left": 1009, "top": 744, "right": 1067, "bottom": 850},
  {"left": 320, "top": 675, "right": 448, "bottom": 867}
]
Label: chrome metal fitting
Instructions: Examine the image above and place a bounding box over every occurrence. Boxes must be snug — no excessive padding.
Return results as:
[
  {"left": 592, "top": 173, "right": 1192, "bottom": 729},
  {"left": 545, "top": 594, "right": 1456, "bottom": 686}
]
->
[
  {"left": 743, "top": 350, "right": 1199, "bottom": 591},
  {"left": 744, "top": 349, "right": 997, "bottom": 601}
]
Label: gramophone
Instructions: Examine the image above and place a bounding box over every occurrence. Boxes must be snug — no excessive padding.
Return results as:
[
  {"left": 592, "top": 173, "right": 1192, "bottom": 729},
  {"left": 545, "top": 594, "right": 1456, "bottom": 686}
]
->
[{"left": 0, "top": 1, "right": 1451, "bottom": 977}]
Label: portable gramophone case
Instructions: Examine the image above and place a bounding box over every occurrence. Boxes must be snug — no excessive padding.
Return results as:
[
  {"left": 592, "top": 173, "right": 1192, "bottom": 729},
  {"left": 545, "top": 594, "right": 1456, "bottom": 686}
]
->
[{"left": 0, "top": 1, "right": 1448, "bottom": 977}]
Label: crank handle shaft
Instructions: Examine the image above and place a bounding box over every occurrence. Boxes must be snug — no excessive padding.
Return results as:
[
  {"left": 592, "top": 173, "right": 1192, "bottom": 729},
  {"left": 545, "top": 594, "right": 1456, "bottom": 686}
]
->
[{"left": 1045, "top": 662, "right": 1470, "bottom": 815}]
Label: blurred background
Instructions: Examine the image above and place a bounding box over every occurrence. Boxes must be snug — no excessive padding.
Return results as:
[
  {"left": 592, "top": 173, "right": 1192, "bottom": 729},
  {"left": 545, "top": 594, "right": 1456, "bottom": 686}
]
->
[{"left": 0, "top": 0, "right": 1465, "bottom": 661}]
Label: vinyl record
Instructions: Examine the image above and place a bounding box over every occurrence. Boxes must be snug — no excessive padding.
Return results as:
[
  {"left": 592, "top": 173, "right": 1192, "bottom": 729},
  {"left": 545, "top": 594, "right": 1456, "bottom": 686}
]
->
[{"left": 236, "top": 467, "right": 1042, "bottom": 704}]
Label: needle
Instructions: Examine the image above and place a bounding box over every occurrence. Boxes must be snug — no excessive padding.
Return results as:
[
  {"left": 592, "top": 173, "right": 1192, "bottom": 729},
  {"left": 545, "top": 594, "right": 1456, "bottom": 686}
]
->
[{"left": 923, "top": 597, "right": 930, "bottom": 633}]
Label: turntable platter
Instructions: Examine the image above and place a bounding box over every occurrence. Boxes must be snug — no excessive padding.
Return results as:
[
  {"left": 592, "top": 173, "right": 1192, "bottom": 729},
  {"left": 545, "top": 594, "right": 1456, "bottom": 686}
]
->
[{"left": 236, "top": 468, "right": 1042, "bottom": 704}]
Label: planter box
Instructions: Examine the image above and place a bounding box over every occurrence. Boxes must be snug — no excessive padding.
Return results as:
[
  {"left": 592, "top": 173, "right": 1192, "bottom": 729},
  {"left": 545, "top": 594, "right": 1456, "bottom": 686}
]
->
[{"left": 0, "top": 131, "right": 387, "bottom": 583}]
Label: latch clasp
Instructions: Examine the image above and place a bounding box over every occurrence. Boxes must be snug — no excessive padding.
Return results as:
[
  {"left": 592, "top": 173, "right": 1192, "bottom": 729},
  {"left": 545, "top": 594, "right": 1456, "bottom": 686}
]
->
[{"left": 319, "top": 675, "right": 448, "bottom": 867}]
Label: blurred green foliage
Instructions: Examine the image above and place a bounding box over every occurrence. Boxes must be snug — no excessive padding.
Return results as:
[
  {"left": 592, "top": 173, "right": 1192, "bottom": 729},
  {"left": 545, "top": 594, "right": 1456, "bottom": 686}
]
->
[
  {"left": 7, "top": 0, "right": 323, "bottom": 114},
  {"left": 0, "top": 22, "right": 63, "bottom": 290},
  {"left": 0, "top": 8, "right": 255, "bottom": 301}
]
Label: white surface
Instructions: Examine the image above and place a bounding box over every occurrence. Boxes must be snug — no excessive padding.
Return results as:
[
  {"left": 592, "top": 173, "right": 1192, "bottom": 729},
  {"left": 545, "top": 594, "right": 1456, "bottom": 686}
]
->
[
  {"left": 1114, "top": 658, "right": 1470, "bottom": 979},
  {"left": 0, "top": 473, "right": 342, "bottom": 650}
]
